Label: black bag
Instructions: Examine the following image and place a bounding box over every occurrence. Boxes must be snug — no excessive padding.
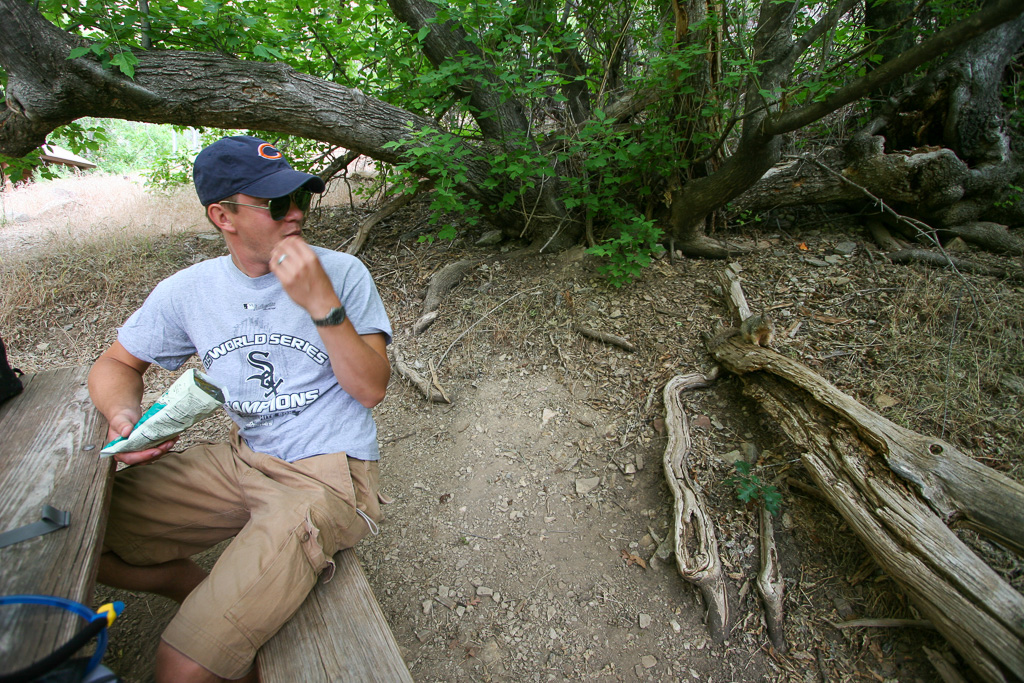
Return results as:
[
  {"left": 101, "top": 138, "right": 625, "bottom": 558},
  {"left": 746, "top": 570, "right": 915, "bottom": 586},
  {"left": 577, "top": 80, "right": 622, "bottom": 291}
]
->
[{"left": 1, "top": 332, "right": 24, "bottom": 405}]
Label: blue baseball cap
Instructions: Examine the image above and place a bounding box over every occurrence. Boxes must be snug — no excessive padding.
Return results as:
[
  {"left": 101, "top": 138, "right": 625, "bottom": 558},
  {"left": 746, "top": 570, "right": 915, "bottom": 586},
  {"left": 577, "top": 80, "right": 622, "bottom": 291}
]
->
[{"left": 193, "top": 135, "right": 326, "bottom": 206}]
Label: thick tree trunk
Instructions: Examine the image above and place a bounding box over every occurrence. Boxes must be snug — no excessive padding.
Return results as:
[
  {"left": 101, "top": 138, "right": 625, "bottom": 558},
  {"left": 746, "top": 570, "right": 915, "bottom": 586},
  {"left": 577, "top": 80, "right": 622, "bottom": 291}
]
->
[
  {"left": 360, "top": 0, "right": 578, "bottom": 247},
  {"left": 864, "top": 0, "right": 915, "bottom": 102},
  {"left": 384, "top": 0, "right": 529, "bottom": 139},
  {"left": 886, "top": 11, "right": 1024, "bottom": 170}
]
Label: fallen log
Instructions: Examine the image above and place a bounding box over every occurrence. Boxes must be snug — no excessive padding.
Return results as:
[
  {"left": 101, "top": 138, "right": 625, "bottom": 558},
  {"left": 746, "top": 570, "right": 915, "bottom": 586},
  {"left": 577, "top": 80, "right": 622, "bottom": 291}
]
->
[
  {"left": 662, "top": 371, "right": 732, "bottom": 644},
  {"left": 866, "top": 218, "right": 908, "bottom": 252},
  {"left": 887, "top": 248, "right": 1024, "bottom": 282},
  {"left": 708, "top": 275, "right": 1024, "bottom": 681},
  {"left": 943, "top": 221, "right": 1024, "bottom": 256}
]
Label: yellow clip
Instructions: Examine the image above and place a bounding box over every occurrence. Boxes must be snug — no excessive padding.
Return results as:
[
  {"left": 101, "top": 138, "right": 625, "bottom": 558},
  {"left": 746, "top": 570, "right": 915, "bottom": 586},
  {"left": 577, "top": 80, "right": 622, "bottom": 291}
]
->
[{"left": 97, "top": 602, "right": 119, "bottom": 627}]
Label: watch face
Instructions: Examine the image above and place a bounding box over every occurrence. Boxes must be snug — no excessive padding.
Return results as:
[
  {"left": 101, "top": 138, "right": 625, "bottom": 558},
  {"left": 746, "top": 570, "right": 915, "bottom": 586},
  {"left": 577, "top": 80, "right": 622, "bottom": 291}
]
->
[{"left": 315, "top": 306, "right": 346, "bottom": 326}]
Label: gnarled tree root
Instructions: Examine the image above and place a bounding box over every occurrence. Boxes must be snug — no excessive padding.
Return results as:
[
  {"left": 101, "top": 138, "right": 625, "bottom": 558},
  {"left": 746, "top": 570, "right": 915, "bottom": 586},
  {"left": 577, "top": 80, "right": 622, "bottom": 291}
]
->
[
  {"left": 391, "top": 347, "right": 450, "bottom": 403},
  {"left": 756, "top": 502, "right": 786, "bottom": 653},
  {"left": 673, "top": 234, "right": 751, "bottom": 260},
  {"left": 709, "top": 335, "right": 1024, "bottom": 682},
  {"left": 414, "top": 259, "right": 481, "bottom": 335},
  {"left": 944, "top": 221, "right": 1024, "bottom": 257},
  {"left": 662, "top": 371, "right": 732, "bottom": 644},
  {"left": 344, "top": 179, "right": 430, "bottom": 256},
  {"left": 573, "top": 325, "right": 636, "bottom": 352},
  {"left": 413, "top": 248, "right": 541, "bottom": 335},
  {"left": 887, "top": 248, "right": 1024, "bottom": 282}
]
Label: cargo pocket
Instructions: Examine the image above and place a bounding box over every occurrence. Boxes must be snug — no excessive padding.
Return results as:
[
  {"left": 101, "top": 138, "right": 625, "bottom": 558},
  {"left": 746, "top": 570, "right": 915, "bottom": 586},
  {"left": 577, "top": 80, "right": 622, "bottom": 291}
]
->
[
  {"left": 224, "top": 512, "right": 325, "bottom": 648},
  {"left": 292, "top": 453, "right": 364, "bottom": 552}
]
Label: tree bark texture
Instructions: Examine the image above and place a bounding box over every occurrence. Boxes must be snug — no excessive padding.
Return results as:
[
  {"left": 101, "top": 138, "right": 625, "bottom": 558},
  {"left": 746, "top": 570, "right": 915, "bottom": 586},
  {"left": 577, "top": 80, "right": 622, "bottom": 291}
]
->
[
  {"left": 709, "top": 332, "right": 1024, "bottom": 682},
  {"left": 756, "top": 502, "right": 786, "bottom": 653},
  {"left": 731, "top": 146, "right": 972, "bottom": 217}
]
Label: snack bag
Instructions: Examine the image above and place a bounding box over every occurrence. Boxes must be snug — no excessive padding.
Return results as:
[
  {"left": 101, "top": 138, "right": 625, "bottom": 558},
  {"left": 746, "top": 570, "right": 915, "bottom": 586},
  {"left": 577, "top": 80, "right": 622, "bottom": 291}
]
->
[{"left": 100, "top": 369, "right": 226, "bottom": 456}]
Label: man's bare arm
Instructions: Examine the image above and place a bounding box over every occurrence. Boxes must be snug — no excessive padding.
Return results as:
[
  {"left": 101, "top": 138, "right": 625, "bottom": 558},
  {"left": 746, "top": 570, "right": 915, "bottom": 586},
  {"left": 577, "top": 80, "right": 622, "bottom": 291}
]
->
[
  {"left": 270, "top": 236, "right": 391, "bottom": 408},
  {"left": 88, "top": 341, "right": 179, "bottom": 464}
]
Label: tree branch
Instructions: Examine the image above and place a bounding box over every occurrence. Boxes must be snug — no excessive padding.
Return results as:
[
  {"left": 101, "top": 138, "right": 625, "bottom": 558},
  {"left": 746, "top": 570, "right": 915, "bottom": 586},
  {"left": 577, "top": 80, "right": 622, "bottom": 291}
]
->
[
  {"left": 782, "top": 0, "right": 858, "bottom": 70},
  {"left": 765, "top": 0, "right": 1024, "bottom": 136}
]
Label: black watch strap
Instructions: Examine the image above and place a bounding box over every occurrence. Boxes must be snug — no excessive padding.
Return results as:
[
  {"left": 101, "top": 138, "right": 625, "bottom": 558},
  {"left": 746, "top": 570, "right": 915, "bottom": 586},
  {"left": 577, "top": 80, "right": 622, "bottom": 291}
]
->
[{"left": 312, "top": 305, "right": 346, "bottom": 327}]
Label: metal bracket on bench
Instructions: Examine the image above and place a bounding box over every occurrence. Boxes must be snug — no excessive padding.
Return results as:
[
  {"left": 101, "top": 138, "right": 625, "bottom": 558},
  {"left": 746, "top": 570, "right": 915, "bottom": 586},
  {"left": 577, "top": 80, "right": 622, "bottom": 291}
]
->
[{"left": 0, "top": 505, "right": 71, "bottom": 549}]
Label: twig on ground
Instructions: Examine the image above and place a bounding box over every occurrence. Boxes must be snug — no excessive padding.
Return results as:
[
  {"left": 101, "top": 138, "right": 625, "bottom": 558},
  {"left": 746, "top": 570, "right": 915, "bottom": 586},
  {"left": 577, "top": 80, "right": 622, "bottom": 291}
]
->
[
  {"left": 428, "top": 359, "right": 450, "bottom": 403},
  {"left": 573, "top": 325, "right": 637, "bottom": 352},
  {"left": 392, "top": 346, "right": 450, "bottom": 403}
]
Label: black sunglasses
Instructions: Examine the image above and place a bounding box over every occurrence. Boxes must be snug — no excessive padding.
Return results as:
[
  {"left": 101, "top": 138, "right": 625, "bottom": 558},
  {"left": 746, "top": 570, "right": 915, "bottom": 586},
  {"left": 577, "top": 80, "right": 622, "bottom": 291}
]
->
[{"left": 220, "top": 188, "right": 313, "bottom": 221}]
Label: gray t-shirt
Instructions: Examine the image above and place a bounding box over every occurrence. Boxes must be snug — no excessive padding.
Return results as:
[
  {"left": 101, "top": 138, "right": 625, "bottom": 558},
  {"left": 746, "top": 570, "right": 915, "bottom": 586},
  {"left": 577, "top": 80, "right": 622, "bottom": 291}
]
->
[{"left": 117, "top": 247, "right": 392, "bottom": 462}]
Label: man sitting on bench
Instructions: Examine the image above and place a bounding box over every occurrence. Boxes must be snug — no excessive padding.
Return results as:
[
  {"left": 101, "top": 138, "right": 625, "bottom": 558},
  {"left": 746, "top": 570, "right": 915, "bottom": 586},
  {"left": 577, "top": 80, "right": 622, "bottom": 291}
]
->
[{"left": 88, "top": 136, "right": 392, "bottom": 683}]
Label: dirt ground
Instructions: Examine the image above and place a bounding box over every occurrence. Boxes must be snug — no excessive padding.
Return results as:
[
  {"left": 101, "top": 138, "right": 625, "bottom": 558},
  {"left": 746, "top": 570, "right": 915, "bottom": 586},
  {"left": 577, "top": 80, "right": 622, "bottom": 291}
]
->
[{"left": 2, "top": 174, "right": 1021, "bottom": 682}]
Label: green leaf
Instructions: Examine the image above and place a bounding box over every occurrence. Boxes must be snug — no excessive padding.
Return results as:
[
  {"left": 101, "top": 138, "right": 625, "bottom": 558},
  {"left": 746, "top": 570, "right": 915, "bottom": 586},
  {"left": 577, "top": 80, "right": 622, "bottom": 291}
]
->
[
  {"left": 109, "top": 51, "right": 138, "bottom": 79},
  {"left": 68, "top": 46, "right": 92, "bottom": 59}
]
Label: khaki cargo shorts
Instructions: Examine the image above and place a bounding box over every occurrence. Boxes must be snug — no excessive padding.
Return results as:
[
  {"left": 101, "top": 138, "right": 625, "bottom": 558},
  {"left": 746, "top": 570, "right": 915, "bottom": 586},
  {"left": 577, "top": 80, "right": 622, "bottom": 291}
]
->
[{"left": 102, "top": 428, "right": 381, "bottom": 679}]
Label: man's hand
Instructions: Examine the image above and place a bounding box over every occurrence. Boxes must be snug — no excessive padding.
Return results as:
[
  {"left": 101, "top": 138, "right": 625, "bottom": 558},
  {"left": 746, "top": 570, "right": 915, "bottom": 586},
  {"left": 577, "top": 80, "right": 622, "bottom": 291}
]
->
[
  {"left": 105, "top": 409, "right": 179, "bottom": 465},
  {"left": 269, "top": 236, "right": 340, "bottom": 319},
  {"left": 108, "top": 437, "right": 179, "bottom": 466},
  {"left": 89, "top": 342, "right": 177, "bottom": 465},
  {"left": 268, "top": 235, "right": 390, "bottom": 408}
]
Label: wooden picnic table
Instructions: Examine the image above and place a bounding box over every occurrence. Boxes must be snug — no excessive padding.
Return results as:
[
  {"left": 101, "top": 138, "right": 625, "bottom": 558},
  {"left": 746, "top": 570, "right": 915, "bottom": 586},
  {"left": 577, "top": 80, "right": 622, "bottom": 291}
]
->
[{"left": 0, "top": 366, "right": 112, "bottom": 672}]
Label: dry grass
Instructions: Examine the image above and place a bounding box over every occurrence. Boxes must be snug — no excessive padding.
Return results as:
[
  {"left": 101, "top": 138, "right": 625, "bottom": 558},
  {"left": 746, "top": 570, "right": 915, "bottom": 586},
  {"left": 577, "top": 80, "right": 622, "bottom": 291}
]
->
[{"left": 836, "top": 269, "right": 1024, "bottom": 476}]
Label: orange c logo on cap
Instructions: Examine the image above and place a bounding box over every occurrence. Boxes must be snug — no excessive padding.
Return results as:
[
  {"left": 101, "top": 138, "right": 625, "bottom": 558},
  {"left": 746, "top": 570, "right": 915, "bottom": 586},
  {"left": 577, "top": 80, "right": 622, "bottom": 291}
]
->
[{"left": 258, "top": 143, "right": 283, "bottom": 160}]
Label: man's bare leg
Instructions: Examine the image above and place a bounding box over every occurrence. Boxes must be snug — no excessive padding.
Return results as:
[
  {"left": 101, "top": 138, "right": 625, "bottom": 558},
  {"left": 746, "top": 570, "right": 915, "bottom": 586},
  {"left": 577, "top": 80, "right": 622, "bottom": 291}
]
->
[
  {"left": 101, "top": 554, "right": 259, "bottom": 682},
  {"left": 98, "top": 551, "right": 207, "bottom": 603},
  {"left": 156, "top": 642, "right": 259, "bottom": 683}
]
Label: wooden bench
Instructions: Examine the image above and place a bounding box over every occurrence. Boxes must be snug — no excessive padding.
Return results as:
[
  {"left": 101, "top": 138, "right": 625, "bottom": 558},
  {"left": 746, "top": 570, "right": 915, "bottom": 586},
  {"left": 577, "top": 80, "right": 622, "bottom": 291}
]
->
[
  {"left": 0, "top": 366, "right": 411, "bottom": 681},
  {"left": 258, "top": 549, "right": 413, "bottom": 682},
  {"left": 0, "top": 366, "right": 112, "bottom": 668}
]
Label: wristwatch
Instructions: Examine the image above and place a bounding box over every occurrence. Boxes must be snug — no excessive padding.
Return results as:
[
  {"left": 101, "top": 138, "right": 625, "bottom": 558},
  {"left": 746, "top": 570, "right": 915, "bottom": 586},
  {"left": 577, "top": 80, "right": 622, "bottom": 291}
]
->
[{"left": 312, "top": 305, "right": 346, "bottom": 327}]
